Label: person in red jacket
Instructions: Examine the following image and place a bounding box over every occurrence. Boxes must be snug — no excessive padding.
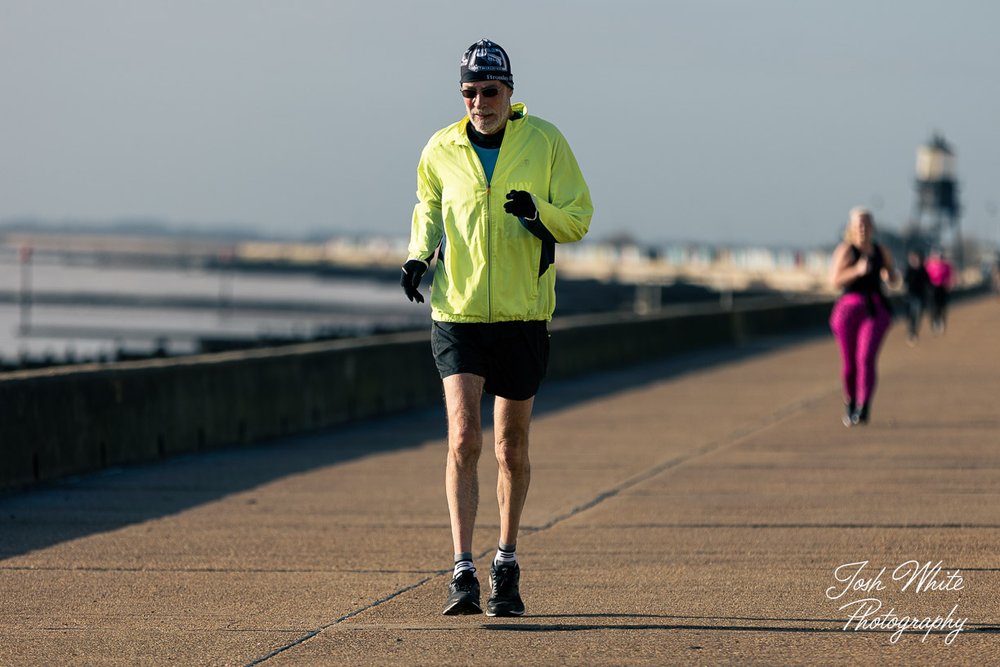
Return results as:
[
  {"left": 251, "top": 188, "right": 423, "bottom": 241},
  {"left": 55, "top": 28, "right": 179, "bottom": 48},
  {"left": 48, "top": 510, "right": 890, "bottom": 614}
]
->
[{"left": 924, "top": 249, "right": 955, "bottom": 335}]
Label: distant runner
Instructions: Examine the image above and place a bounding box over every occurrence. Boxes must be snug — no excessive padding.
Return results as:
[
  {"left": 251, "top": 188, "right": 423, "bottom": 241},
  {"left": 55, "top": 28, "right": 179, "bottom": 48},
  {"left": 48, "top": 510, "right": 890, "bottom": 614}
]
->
[{"left": 829, "top": 207, "right": 899, "bottom": 426}]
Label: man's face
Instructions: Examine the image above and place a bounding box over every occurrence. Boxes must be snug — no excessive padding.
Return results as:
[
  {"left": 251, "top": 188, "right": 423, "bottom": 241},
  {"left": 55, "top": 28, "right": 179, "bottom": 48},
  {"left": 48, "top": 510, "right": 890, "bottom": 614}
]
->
[{"left": 461, "top": 81, "right": 513, "bottom": 135}]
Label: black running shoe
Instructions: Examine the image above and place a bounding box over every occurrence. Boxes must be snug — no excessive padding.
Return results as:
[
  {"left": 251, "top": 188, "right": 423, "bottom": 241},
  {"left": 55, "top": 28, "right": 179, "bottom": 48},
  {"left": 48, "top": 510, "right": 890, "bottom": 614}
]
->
[
  {"left": 843, "top": 401, "right": 856, "bottom": 427},
  {"left": 486, "top": 561, "right": 525, "bottom": 617},
  {"left": 855, "top": 402, "right": 870, "bottom": 425},
  {"left": 442, "top": 570, "right": 482, "bottom": 615}
]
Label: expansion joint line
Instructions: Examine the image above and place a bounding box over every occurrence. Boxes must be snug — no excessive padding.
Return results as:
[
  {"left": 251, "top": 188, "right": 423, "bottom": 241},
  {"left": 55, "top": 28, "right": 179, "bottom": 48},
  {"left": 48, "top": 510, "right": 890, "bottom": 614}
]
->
[
  {"left": 244, "top": 576, "right": 435, "bottom": 667},
  {"left": 532, "top": 388, "right": 834, "bottom": 533}
]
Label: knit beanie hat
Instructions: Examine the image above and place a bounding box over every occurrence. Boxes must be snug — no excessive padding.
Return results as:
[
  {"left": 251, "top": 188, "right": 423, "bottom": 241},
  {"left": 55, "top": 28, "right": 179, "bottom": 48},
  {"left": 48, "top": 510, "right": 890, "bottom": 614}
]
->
[{"left": 460, "top": 39, "right": 513, "bottom": 89}]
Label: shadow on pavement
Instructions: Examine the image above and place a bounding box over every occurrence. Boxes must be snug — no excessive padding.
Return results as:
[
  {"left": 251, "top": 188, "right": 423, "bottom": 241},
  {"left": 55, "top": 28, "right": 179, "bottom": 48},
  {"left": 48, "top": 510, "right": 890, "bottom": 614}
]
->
[{"left": 0, "top": 330, "right": 825, "bottom": 561}]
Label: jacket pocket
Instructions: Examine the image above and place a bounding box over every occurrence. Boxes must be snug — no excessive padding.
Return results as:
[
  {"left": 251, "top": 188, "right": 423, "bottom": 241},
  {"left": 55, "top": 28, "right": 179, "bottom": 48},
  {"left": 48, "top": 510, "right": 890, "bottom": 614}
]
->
[{"left": 492, "top": 228, "right": 541, "bottom": 317}]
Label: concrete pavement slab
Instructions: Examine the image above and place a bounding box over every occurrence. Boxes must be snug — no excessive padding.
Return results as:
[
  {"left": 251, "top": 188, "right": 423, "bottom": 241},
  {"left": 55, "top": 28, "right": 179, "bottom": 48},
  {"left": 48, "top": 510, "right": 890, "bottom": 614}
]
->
[{"left": 2, "top": 297, "right": 999, "bottom": 665}]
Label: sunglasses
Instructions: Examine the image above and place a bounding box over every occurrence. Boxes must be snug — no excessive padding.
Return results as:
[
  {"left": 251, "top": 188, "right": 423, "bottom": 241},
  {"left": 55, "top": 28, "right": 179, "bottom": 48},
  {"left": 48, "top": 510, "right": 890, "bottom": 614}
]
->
[{"left": 461, "top": 86, "right": 501, "bottom": 99}]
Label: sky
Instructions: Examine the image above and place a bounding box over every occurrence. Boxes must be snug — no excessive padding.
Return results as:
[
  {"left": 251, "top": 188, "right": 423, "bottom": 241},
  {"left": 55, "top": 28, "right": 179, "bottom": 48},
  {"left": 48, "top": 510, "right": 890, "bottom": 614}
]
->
[{"left": 2, "top": 0, "right": 998, "bottom": 248}]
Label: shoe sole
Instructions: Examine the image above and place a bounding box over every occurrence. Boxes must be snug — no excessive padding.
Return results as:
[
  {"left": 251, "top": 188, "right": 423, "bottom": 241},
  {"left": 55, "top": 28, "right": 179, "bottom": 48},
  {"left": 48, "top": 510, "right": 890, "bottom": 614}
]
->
[
  {"left": 485, "top": 609, "right": 525, "bottom": 617},
  {"left": 485, "top": 603, "right": 525, "bottom": 617},
  {"left": 442, "top": 599, "right": 482, "bottom": 616}
]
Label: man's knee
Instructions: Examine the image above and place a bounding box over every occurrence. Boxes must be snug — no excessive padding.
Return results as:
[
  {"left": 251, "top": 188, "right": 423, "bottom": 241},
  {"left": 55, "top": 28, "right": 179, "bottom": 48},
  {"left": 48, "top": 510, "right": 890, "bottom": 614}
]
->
[
  {"left": 448, "top": 423, "right": 482, "bottom": 468},
  {"left": 449, "top": 426, "right": 481, "bottom": 457},
  {"left": 495, "top": 436, "right": 529, "bottom": 474}
]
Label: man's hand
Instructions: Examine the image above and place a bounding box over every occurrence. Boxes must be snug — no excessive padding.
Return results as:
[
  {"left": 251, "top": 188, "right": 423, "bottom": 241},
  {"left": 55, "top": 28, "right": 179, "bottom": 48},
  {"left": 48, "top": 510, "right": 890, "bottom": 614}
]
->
[
  {"left": 400, "top": 259, "right": 427, "bottom": 303},
  {"left": 504, "top": 190, "right": 537, "bottom": 220}
]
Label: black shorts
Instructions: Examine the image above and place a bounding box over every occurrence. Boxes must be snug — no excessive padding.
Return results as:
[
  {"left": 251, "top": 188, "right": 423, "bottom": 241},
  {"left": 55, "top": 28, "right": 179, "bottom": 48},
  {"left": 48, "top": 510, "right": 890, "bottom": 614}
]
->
[{"left": 431, "top": 320, "right": 550, "bottom": 400}]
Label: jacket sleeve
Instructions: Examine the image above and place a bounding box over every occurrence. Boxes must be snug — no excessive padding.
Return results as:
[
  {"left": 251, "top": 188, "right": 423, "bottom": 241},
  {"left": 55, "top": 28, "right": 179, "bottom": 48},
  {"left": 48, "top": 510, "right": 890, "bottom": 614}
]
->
[
  {"left": 533, "top": 130, "right": 593, "bottom": 244},
  {"left": 407, "top": 146, "right": 444, "bottom": 262}
]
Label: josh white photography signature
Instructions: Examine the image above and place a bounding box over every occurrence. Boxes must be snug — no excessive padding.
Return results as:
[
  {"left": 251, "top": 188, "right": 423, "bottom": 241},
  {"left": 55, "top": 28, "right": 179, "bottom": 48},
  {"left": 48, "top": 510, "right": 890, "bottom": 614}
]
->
[{"left": 825, "top": 560, "right": 968, "bottom": 644}]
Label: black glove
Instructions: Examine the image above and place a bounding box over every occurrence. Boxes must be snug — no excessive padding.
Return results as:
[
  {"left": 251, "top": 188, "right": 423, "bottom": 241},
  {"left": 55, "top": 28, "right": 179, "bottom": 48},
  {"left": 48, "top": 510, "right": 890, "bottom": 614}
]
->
[
  {"left": 400, "top": 259, "right": 427, "bottom": 303},
  {"left": 504, "top": 190, "right": 537, "bottom": 220}
]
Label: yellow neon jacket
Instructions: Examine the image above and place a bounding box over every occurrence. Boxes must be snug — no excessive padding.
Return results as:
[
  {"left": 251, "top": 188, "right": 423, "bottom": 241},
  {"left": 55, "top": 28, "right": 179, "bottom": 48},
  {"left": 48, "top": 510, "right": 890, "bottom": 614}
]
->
[{"left": 408, "top": 103, "right": 593, "bottom": 323}]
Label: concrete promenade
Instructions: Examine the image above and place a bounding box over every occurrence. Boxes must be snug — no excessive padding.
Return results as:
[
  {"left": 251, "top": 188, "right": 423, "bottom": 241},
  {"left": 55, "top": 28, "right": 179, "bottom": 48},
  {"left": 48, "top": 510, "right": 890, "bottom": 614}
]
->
[{"left": 2, "top": 297, "right": 998, "bottom": 666}]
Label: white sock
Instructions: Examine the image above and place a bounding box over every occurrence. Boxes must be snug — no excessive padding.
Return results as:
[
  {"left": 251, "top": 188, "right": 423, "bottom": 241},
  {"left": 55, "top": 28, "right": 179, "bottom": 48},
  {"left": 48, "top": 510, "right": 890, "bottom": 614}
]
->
[
  {"left": 494, "top": 542, "right": 517, "bottom": 565},
  {"left": 453, "top": 552, "right": 475, "bottom": 578}
]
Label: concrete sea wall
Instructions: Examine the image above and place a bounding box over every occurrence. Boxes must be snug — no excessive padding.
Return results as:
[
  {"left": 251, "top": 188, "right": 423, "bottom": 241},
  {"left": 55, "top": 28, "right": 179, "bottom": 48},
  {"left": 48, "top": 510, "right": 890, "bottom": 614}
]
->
[{"left": 2, "top": 292, "right": 977, "bottom": 493}]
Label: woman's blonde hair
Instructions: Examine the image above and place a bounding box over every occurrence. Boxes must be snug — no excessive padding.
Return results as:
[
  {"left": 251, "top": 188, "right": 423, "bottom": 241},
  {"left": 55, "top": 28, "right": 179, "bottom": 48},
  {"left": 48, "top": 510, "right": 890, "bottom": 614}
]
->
[{"left": 843, "top": 206, "right": 874, "bottom": 243}]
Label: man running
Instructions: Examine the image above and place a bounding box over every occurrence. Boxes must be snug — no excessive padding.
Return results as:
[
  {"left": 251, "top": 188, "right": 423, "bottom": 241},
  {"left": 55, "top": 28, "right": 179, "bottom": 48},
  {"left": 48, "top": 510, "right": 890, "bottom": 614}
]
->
[{"left": 400, "top": 38, "right": 593, "bottom": 616}]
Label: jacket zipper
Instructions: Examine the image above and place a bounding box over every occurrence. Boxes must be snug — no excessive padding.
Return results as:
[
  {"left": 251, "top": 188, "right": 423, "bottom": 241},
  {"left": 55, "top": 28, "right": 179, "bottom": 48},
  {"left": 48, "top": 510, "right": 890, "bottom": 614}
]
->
[
  {"left": 486, "top": 183, "right": 492, "bottom": 322},
  {"left": 469, "top": 145, "right": 493, "bottom": 322},
  {"left": 469, "top": 135, "right": 505, "bottom": 322}
]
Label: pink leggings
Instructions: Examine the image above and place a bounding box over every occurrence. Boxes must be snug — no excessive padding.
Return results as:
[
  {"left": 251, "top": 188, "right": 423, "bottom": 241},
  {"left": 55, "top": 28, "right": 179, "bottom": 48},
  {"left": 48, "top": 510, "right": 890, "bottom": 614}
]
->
[{"left": 830, "top": 293, "right": 892, "bottom": 405}]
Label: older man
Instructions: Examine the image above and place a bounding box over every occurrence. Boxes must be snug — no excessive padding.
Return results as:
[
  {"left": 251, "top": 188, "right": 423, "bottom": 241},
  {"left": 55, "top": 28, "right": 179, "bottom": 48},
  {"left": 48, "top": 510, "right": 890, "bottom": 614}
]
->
[{"left": 400, "top": 38, "right": 593, "bottom": 616}]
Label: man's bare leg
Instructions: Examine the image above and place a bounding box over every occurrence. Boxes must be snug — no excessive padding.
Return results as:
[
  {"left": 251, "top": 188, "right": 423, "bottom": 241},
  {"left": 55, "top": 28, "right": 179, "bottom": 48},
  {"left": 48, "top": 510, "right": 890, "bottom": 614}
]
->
[
  {"left": 486, "top": 394, "right": 533, "bottom": 617},
  {"left": 494, "top": 395, "right": 534, "bottom": 547},
  {"left": 441, "top": 373, "right": 487, "bottom": 615},
  {"left": 443, "top": 373, "right": 485, "bottom": 556}
]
